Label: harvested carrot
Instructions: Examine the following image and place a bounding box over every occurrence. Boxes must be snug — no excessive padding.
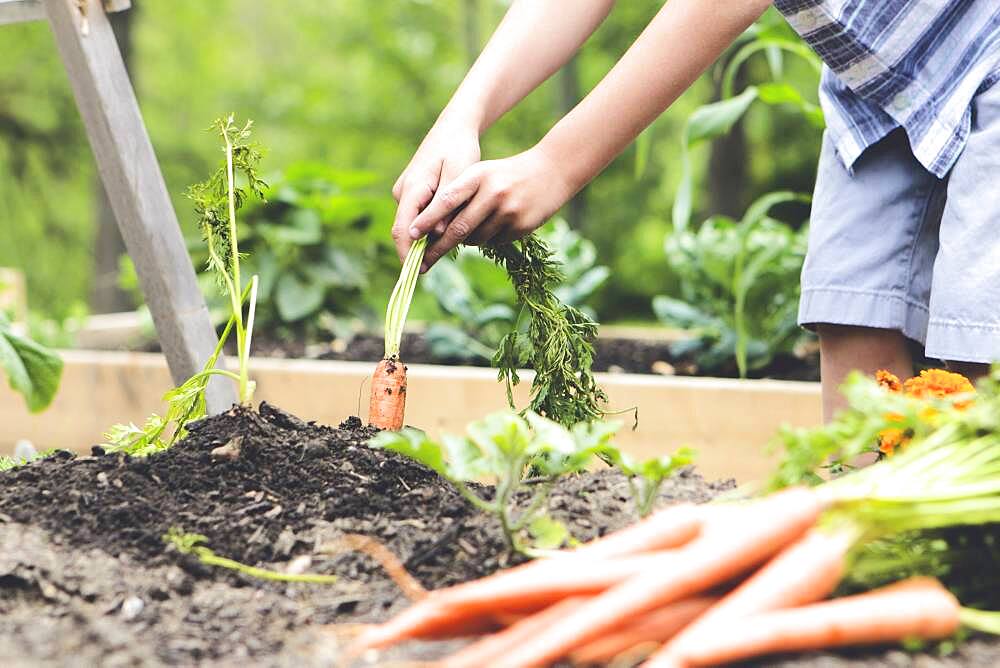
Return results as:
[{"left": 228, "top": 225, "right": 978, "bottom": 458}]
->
[
  {"left": 567, "top": 503, "right": 703, "bottom": 560},
  {"left": 652, "top": 577, "right": 961, "bottom": 667},
  {"left": 369, "top": 357, "right": 407, "bottom": 430},
  {"left": 442, "top": 596, "right": 590, "bottom": 668},
  {"left": 352, "top": 552, "right": 674, "bottom": 651},
  {"left": 657, "top": 525, "right": 857, "bottom": 662},
  {"left": 494, "top": 486, "right": 825, "bottom": 667},
  {"left": 570, "top": 597, "right": 718, "bottom": 665}
]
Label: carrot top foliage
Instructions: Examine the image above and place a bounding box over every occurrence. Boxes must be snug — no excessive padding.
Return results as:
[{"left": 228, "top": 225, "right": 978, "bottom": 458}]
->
[{"left": 482, "top": 235, "right": 607, "bottom": 427}]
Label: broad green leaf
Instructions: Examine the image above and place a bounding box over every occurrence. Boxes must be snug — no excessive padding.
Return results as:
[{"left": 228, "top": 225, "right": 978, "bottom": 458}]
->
[
  {"left": 652, "top": 296, "right": 713, "bottom": 329},
  {"left": 672, "top": 88, "right": 759, "bottom": 231},
  {"left": 0, "top": 322, "right": 63, "bottom": 413},
  {"left": 527, "top": 516, "right": 572, "bottom": 550},
  {"left": 467, "top": 412, "right": 532, "bottom": 461},
  {"left": 274, "top": 272, "right": 325, "bottom": 322},
  {"left": 441, "top": 434, "right": 489, "bottom": 481},
  {"left": 369, "top": 428, "right": 452, "bottom": 479}
]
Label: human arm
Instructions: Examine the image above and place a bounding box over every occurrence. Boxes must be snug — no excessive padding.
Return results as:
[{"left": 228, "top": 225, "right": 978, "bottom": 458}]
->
[
  {"left": 409, "top": 0, "right": 774, "bottom": 270},
  {"left": 391, "top": 0, "right": 617, "bottom": 260}
]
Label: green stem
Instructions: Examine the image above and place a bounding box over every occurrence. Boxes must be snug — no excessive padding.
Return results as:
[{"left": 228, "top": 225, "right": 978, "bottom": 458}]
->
[
  {"left": 384, "top": 237, "right": 427, "bottom": 358},
  {"left": 511, "top": 479, "right": 556, "bottom": 531},
  {"left": 960, "top": 608, "right": 1000, "bottom": 636},
  {"left": 197, "top": 551, "right": 338, "bottom": 584},
  {"left": 221, "top": 123, "right": 249, "bottom": 403}
]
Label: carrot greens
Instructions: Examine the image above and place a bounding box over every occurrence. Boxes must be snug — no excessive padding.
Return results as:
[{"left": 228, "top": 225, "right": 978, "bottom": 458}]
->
[{"left": 102, "top": 115, "right": 266, "bottom": 456}]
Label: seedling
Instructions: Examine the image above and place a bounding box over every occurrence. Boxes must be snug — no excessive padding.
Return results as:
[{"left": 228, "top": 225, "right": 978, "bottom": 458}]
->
[
  {"left": 164, "top": 529, "right": 339, "bottom": 584},
  {"left": 103, "top": 115, "right": 266, "bottom": 455},
  {"left": 370, "top": 410, "right": 620, "bottom": 553},
  {"left": 609, "top": 447, "right": 696, "bottom": 518}
]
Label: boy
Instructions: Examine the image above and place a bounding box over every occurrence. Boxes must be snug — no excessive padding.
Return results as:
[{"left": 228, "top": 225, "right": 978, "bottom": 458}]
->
[{"left": 390, "top": 0, "right": 1000, "bottom": 419}]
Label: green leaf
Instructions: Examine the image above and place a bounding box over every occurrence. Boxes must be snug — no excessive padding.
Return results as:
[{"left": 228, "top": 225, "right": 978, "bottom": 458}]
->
[
  {"left": 527, "top": 516, "right": 572, "bottom": 550},
  {"left": 672, "top": 88, "right": 759, "bottom": 231},
  {"left": 652, "top": 296, "right": 713, "bottom": 329},
  {"left": 274, "top": 272, "right": 326, "bottom": 322},
  {"left": 0, "top": 321, "right": 63, "bottom": 413},
  {"left": 369, "top": 428, "right": 452, "bottom": 479}
]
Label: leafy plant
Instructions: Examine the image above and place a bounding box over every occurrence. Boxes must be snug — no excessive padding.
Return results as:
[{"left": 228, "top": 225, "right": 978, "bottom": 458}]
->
[
  {"left": 608, "top": 447, "right": 696, "bottom": 518},
  {"left": 370, "top": 411, "right": 620, "bottom": 553},
  {"left": 0, "top": 312, "right": 63, "bottom": 413},
  {"left": 103, "top": 115, "right": 266, "bottom": 455},
  {"left": 654, "top": 192, "right": 809, "bottom": 377},
  {"left": 222, "top": 162, "right": 396, "bottom": 341},
  {"left": 483, "top": 234, "right": 608, "bottom": 426},
  {"left": 422, "top": 220, "right": 609, "bottom": 364},
  {"left": 671, "top": 13, "right": 823, "bottom": 231},
  {"left": 0, "top": 447, "right": 58, "bottom": 472},
  {"left": 164, "top": 529, "right": 339, "bottom": 584}
]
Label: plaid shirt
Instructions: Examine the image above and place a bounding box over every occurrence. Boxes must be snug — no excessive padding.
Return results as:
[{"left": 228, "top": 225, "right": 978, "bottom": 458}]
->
[{"left": 774, "top": 0, "right": 1000, "bottom": 177}]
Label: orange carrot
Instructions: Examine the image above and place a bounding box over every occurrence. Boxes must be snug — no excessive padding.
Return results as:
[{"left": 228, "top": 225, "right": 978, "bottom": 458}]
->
[
  {"left": 352, "top": 552, "right": 674, "bottom": 651},
  {"left": 654, "top": 577, "right": 961, "bottom": 667},
  {"left": 567, "top": 503, "right": 703, "bottom": 559},
  {"left": 369, "top": 357, "right": 407, "bottom": 430},
  {"left": 493, "top": 486, "right": 825, "bottom": 667},
  {"left": 570, "top": 597, "right": 719, "bottom": 665},
  {"left": 656, "top": 525, "right": 857, "bottom": 662},
  {"left": 442, "top": 597, "right": 590, "bottom": 668}
]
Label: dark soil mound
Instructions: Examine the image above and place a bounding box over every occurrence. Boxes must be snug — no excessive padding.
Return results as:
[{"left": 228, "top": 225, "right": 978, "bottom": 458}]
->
[{"left": 1, "top": 404, "right": 998, "bottom": 666}]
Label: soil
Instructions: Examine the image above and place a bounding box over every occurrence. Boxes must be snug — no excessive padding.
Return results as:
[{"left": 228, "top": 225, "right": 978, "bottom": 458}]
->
[
  {"left": 251, "top": 332, "right": 824, "bottom": 381},
  {"left": 1, "top": 404, "right": 997, "bottom": 667}
]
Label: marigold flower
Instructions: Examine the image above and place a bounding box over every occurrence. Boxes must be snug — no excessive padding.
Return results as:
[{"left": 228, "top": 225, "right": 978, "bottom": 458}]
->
[
  {"left": 902, "top": 369, "right": 975, "bottom": 401},
  {"left": 876, "top": 370, "right": 903, "bottom": 393},
  {"left": 878, "top": 428, "right": 907, "bottom": 456}
]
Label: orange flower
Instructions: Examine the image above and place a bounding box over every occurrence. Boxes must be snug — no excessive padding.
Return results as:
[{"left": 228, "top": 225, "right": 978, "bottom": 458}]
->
[
  {"left": 877, "top": 428, "right": 907, "bottom": 456},
  {"left": 876, "top": 370, "right": 903, "bottom": 393},
  {"left": 902, "top": 369, "right": 975, "bottom": 408}
]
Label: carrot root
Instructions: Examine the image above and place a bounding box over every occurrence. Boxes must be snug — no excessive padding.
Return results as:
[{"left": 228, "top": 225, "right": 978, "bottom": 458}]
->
[
  {"left": 442, "top": 596, "right": 590, "bottom": 668},
  {"left": 369, "top": 357, "right": 407, "bottom": 430},
  {"left": 495, "top": 486, "right": 825, "bottom": 667},
  {"left": 570, "top": 597, "right": 719, "bottom": 665},
  {"left": 658, "top": 577, "right": 961, "bottom": 668}
]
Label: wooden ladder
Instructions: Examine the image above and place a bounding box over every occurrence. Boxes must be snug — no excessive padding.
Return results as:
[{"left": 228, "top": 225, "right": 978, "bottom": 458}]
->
[{"left": 2, "top": 0, "right": 236, "bottom": 412}]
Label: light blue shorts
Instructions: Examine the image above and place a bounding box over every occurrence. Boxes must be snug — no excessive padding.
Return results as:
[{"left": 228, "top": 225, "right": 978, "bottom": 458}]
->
[{"left": 799, "top": 82, "right": 1000, "bottom": 363}]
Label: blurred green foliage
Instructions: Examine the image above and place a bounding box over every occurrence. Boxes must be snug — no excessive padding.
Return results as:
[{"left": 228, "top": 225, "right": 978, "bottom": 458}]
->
[{"left": 0, "top": 2, "right": 821, "bottom": 330}]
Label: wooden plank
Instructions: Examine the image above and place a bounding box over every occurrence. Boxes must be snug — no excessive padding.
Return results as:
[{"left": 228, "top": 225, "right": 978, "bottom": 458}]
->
[
  {"left": 0, "top": 0, "right": 128, "bottom": 25},
  {"left": 42, "top": 0, "right": 234, "bottom": 412},
  {"left": 0, "top": 351, "right": 822, "bottom": 483}
]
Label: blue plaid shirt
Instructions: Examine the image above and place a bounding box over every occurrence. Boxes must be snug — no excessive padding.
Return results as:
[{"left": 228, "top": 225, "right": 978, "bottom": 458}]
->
[{"left": 774, "top": 1, "right": 1000, "bottom": 177}]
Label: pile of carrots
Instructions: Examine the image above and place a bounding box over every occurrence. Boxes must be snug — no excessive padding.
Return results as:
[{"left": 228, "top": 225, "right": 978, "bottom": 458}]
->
[{"left": 348, "top": 485, "right": 971, "bottom": 666}]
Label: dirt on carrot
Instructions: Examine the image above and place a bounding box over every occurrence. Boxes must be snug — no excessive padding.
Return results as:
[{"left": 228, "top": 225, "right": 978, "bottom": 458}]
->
[{"left": 368, "top": 356, "right": 408, "bottom": 430}]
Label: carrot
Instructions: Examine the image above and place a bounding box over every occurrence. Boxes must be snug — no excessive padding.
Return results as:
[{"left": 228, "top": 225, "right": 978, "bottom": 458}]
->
[
  {"left": 567, "top": 503, "right": 703, "bottom": 559},
  {"left": 655, "top": 577, "right": 961, "bottom": 667},
  {"left": 656, "top": 525, "right": 857, "bottom": 663},
  {"left": 570, "top": 597, "right": 719, "bottom": 665},
  {"left": 369, "top": 356, "right": 407, "bottom": 430},
  {"left": 352, "top": 552, "right": 674, "bottom": 651},
  {"left": 442, "top": 596, "right": 590, "bottom": 668},
  {"left": 493, "top": 486, "right": 825, "bottom": 668}
]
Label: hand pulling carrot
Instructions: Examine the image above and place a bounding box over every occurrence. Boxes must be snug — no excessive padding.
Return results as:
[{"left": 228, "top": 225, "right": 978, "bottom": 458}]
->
[
  {"left": 494, "top": 487, "right": 825, "bottom": 667},
  {"left": 648, "top": 577, "right": 961, "bottom": 667},
  {"left": 570, "top": 596, "right": 719, "bottom": 665},
  {"left": 370, "top": 237, "right": 427, "bottom": 430}
]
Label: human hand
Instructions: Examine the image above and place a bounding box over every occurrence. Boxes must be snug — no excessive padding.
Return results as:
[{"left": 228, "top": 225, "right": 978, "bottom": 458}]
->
[
  {"left": 406, "top": 146, "right": 574, "bottom": 272},
  {"left": 391, "top": 121, "right": 481, "bottom": 262}
]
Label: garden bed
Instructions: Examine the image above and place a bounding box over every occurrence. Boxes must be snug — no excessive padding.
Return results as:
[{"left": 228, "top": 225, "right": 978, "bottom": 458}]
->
[
  {"left": 0, "top": 351, "right": 822, "bottom": 482},
  {"left": 1, "top": 404, "right": 998, "bottom": 666}
]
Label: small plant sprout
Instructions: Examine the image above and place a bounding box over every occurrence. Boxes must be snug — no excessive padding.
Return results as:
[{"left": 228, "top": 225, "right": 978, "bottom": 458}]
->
[
  {"left": 164, "top": 529, "right": 338, "bottom": 584},
  {"left": 610, "top": 447, "right": 696, "bottom": 518},
  {"left": 370, "top": 410, "right": 620, "bottom": 554},
  {"left": 103, "top": 115, "right": 266, "bottom": 456}
]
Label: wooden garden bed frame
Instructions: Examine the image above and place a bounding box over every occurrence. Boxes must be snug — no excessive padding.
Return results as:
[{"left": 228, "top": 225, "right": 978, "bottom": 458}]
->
[{"left": 0, "top": 350, "right": 820, "bottom": 482}]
